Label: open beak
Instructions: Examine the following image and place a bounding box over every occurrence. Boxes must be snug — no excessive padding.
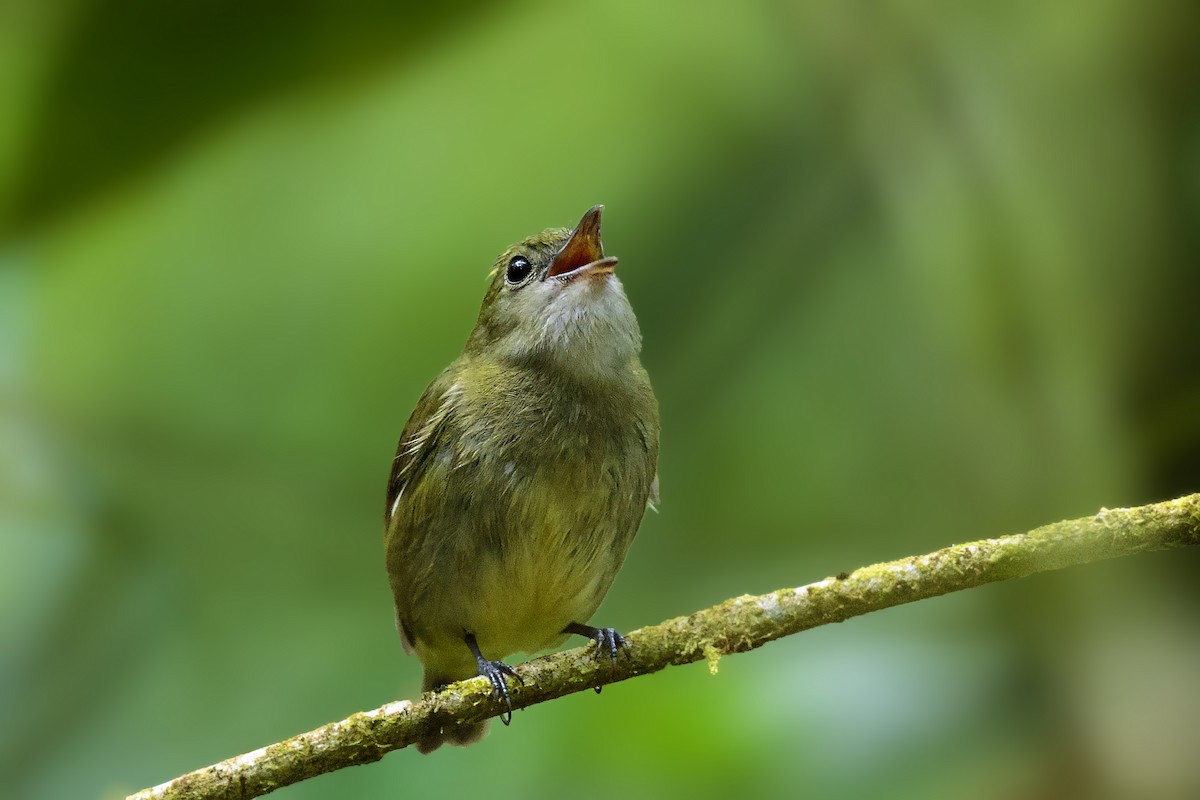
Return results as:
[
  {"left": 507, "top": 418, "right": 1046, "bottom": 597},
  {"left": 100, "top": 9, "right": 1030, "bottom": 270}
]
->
[{"left": 547, "top": 205, "right": 619, "bottom": 279}]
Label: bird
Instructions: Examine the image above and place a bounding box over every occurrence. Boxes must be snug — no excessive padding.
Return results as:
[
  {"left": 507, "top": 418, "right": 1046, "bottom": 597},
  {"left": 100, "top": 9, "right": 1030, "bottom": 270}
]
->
[{"left": 384, "top": 205, "right": 660, "bottom": 753}]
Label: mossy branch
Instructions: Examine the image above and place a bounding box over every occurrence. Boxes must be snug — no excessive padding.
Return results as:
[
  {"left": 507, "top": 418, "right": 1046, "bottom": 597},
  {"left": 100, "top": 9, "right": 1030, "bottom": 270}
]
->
[{"left": 129, "top": 493, "right": 1200, "bottom": 800}]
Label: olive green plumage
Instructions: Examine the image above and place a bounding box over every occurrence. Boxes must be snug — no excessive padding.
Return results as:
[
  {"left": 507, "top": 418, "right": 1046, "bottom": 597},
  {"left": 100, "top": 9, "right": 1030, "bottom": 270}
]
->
[{"left": 384, "top": 207, "right": 659, "bottom": 753}]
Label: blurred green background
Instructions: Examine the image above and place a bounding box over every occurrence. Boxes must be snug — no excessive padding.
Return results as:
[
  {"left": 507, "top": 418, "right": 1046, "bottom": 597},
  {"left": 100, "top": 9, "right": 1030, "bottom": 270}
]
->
[{"left": 3, "top": 1, "right": 1199, "bottom": 798}]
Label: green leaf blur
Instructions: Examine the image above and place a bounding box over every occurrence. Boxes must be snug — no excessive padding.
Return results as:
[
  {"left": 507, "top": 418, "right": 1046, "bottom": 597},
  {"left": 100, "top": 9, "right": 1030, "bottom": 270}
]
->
[{"left": 2, "top": 1, "right": 1198, "bottom": 798}]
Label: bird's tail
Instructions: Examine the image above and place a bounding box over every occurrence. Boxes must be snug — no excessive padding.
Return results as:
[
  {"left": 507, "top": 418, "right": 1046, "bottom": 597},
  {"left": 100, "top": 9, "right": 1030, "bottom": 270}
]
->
[{"left": 416, "top": 671, "right": 489, "bottom": 754}]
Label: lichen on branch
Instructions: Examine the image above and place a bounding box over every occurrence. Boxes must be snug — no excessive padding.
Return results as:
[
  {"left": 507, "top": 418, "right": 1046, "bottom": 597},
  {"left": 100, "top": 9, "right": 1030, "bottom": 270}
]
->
[{"left": 129, "top": 493, "right": 1200, "bottom": 800}]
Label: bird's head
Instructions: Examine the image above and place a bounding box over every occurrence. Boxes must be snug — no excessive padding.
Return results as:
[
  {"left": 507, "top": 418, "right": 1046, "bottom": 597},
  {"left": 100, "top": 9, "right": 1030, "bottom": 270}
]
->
[{"left": 466, "top": 205, "right": 641, "bottom": 377}]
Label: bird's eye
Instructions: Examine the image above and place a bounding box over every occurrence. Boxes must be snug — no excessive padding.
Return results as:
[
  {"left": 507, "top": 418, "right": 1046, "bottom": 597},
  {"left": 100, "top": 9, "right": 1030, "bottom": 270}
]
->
[{"left": 505, "top": 255, "right": 533, "bottom": 285}]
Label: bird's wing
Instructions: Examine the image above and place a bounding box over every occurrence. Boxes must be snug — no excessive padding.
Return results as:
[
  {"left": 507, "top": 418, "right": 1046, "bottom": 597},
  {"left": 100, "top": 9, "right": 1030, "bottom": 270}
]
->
[
  {"left": 384, "top": 367, "right": 459, "bottom": 526},
  {"left": 384, "top": 368, "right": 462, "bottom": 655}
]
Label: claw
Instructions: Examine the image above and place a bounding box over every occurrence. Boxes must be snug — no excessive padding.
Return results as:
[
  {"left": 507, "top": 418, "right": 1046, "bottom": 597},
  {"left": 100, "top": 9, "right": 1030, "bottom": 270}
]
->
[
  {"left": 562, "top": 622, "right": 628, "bottom": 692},
  {"left": 592, "top": 627, "right": 625, "bottom": 663},
  {"left": 465, "top": 632, "right": 523, "bottom": 725}
]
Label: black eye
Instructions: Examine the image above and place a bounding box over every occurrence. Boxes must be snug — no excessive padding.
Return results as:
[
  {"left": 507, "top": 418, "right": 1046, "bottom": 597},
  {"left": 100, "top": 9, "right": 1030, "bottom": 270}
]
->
[{"left": 505, "top": 255, "right": 533, "bottom": 284}]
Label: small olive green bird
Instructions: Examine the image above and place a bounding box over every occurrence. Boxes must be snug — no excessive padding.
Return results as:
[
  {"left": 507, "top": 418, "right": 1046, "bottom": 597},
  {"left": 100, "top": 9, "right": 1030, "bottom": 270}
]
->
[{"left": 384, "top": 205, "right": 659, "bottom": 753}]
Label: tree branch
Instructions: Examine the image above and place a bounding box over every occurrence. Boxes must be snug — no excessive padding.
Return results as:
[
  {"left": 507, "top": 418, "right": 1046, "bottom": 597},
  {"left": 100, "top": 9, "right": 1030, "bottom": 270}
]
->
[{"left": 129, "top": 493, "right": 1200, "bottom": 800}]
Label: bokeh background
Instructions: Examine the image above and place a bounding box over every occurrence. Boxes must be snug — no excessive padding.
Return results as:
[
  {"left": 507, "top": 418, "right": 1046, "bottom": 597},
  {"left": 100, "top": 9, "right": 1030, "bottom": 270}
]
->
[{"left": 3, "top": 1, "right": 1199, "bottom": 798}]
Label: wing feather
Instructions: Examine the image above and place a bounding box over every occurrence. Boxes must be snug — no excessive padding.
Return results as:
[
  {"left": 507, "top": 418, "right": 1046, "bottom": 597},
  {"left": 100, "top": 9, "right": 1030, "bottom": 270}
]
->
[
  {"left": 384, "top": 369, "right": 459, "bottom": 525},
  {"left": 384, "top": 369, "right": 461, "bottom": 655}
]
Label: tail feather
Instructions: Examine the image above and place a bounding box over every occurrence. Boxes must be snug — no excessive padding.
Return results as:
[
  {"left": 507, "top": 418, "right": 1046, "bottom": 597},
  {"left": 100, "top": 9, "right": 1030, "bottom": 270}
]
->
[{"left": 416, "top": 672, "right": 490, "bottom": 754}]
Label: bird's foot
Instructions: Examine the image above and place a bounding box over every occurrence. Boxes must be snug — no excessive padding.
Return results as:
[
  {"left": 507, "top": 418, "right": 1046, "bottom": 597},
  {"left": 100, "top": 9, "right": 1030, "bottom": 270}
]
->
[
  {"left": 563, "top": 622, "right": 627, "bottom": 693},
  {"left": 465, "top": 632, "right": 523, "bottom": 725}
]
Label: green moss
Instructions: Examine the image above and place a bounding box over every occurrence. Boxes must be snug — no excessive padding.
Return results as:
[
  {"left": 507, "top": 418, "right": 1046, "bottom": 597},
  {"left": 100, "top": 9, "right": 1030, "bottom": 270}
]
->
[{"left": 131, "top": 494, "right": 1200, "bottom": 800}]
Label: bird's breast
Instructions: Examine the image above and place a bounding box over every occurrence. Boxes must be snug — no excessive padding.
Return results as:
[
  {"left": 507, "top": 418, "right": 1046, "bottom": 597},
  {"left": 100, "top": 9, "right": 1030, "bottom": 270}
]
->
[{"left": 392, "top": 362, "right": 657, "bottom": 665}]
